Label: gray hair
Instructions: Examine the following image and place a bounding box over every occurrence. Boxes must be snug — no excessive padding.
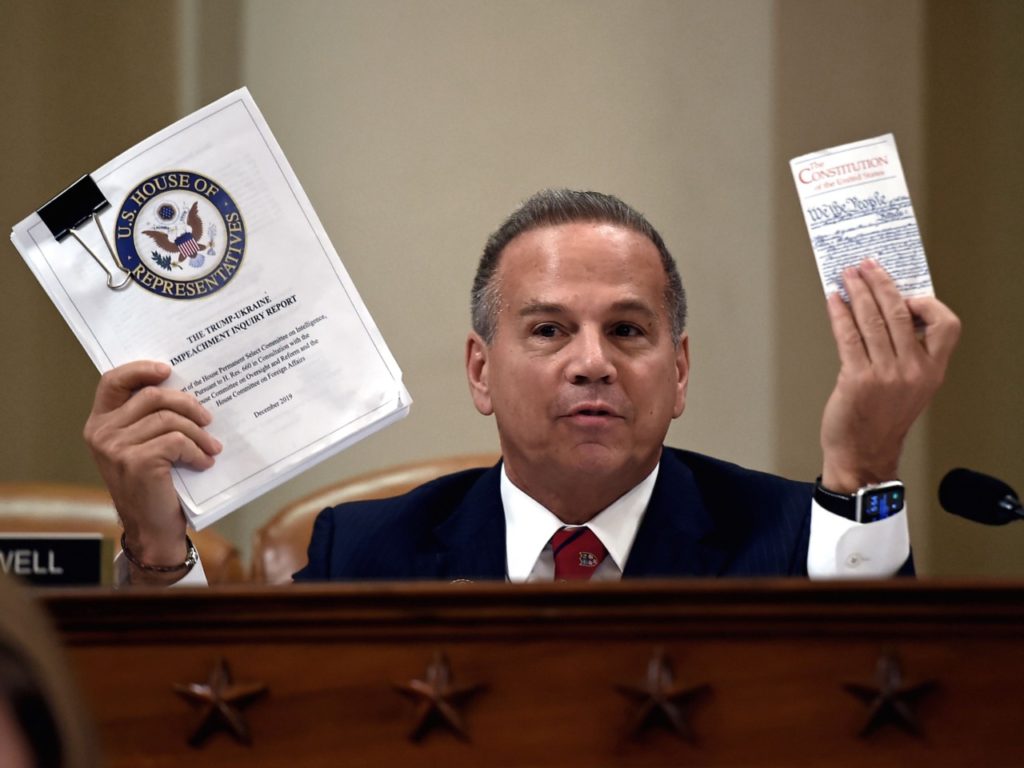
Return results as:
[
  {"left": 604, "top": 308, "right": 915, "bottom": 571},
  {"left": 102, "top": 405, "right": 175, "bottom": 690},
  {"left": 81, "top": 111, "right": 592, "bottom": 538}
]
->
[{"left": 470, "top": 189, "right": 687, "bottom": 345}]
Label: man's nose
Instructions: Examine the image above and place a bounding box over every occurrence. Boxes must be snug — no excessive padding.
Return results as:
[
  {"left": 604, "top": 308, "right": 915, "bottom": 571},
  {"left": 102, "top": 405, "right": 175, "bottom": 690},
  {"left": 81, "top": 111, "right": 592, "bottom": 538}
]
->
[{"left": 565, "top": 328, "right": 616, "bottom": 384}]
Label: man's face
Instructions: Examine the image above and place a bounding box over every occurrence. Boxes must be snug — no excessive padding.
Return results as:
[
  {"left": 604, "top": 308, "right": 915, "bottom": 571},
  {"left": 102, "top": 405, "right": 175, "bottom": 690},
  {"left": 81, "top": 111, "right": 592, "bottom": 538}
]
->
[{"left": 466, "top": 221, "right": 689, "bottom": 509}]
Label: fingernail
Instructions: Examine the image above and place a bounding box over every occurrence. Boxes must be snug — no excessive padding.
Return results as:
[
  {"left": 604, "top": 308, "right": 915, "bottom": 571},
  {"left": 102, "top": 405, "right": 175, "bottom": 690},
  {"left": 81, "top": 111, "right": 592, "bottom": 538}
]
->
[
  {"left": 212, "top": 438, "right": 223, "bottom": 454},
  {"left": 155, "top": 362, "right": 171, "bottom": 376},
  {"left": 863, "top": 258, "right": 880, "bottom": 270},
  {"left": 200, "top": 406, "right": 213, "bottom": 424}
]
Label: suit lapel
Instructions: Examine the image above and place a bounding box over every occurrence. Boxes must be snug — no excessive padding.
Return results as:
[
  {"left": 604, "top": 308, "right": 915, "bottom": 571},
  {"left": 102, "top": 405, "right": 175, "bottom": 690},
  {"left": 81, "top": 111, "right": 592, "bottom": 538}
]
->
[
  {"left": 623, "top": 449, "right": 729, "bottom": 578},
  {"left": 427, "top": 463, "right": 507, "bottom": 581},
  {"left": 420, "top": 450, "right": 729, "bottom": 581}
]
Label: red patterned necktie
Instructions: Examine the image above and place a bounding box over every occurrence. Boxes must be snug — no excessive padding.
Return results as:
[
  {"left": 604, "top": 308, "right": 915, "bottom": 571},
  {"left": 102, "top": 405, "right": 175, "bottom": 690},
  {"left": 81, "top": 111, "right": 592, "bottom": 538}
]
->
[{"left": 551, "top": 527, "right": 608, "bottom": 580}]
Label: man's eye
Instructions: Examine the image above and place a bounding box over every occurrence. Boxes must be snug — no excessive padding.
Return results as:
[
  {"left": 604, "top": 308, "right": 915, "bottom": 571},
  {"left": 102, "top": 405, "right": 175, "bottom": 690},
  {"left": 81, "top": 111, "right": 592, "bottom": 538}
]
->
[
  {"left": 612, "top": 324, "right": 643, "bottom": 337},
  {"left": 533, "top": 324, "right": 560, "bottom": 338}
]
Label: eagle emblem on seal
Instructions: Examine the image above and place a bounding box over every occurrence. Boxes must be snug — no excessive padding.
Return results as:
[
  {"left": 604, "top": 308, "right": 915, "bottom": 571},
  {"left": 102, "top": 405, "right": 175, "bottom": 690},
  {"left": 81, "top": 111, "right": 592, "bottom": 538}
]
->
[{"left": 143, "top": 201, "right": 209, "bottom": 263}]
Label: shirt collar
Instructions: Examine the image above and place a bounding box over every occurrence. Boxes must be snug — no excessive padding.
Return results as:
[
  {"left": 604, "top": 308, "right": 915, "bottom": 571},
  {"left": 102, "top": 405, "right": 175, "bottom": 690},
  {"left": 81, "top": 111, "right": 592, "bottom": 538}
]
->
[{"left": 501, "top": 462, "right": 661, "bottom": 581}]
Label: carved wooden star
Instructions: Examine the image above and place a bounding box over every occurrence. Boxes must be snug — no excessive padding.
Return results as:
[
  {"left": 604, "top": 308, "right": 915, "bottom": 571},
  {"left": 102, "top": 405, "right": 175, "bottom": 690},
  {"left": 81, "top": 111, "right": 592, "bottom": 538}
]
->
[
  {"left": 393, "top": 650, "right": 488, "bottom": 742},
  {"left": 615, "top": 649, "right": 711, "bottom": 743},
  {"left": 843, "top": 652, "right": 937, "bottom": 738},
  {"left": 173, "top": 657, "right": 268, "bottom": 747}
]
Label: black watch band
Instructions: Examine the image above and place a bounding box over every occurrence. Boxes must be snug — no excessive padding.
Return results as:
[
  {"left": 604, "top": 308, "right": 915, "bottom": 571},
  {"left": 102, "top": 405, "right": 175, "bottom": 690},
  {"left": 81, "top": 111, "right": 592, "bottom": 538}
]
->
[{"left": 813, "top": 477, "right": 857, "bottom": 520}]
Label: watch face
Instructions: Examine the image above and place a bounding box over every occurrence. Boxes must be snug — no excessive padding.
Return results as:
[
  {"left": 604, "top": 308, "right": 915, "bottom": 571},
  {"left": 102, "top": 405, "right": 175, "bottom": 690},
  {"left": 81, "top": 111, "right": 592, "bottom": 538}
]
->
[{"left": 859, "top": 484, "right": 905, "bottom": 523}]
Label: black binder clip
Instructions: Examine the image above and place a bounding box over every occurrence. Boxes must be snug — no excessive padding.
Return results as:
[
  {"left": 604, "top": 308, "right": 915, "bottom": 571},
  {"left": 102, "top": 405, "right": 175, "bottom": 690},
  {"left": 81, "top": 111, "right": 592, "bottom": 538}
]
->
[{"left": 37, "top": 175, "right": 131, "bottom": 290}]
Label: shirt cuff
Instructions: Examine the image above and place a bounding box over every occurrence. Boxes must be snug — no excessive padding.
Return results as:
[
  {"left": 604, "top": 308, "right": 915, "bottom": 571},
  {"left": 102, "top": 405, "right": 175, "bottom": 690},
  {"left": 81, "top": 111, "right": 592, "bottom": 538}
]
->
[
  {"left": 806, "top": 498, "right": 910, "bottom": 579},
  {"left": 113, "top": 549, "right": 209, "bottom": 588}
]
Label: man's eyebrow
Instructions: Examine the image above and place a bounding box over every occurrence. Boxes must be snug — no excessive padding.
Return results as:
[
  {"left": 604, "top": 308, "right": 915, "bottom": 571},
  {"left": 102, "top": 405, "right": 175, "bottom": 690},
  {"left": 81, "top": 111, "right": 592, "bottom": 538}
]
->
[
  {"left": 517, "top": 299, "right": 659, "bottom": 320},
  {"left": 518, "top": 301, "right": 568, "bottom": 317},
  {"left": 608, "top": 299, "right": 658, "bottom": 319}
]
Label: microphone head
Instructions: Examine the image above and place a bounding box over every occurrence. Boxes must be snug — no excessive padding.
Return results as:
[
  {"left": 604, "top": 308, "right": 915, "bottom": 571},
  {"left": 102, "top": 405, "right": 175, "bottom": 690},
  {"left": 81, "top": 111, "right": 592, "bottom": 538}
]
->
[{"left": 939, "top": 468, "right": 1022, "bottom": 526}]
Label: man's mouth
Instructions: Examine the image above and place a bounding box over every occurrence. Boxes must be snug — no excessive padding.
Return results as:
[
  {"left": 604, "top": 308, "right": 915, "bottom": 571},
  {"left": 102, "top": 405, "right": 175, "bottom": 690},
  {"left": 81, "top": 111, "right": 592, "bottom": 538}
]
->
[{"left": 564, "top": 403, "right": 623, "bottom": 421}]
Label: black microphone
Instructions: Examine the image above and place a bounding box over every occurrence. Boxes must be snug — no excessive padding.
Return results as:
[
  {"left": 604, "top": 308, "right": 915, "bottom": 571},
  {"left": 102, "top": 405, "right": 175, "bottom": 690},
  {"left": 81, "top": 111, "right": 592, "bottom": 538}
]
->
[{"left": 939, "top": 468, "right": 1024, "bottom": 525}]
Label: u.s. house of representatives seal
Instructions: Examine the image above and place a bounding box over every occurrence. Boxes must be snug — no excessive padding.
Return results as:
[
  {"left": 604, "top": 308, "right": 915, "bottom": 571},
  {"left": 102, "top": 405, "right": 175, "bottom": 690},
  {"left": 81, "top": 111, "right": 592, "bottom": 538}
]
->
[{"left": 115, "top": 171, "right": 246, "bottom": 299}]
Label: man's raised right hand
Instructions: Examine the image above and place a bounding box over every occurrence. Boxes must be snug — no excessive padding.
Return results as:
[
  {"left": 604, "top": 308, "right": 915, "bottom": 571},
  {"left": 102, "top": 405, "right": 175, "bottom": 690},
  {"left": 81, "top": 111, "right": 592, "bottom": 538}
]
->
[{"left": 83, "top": 361, "right": 221, "bottom": 583}]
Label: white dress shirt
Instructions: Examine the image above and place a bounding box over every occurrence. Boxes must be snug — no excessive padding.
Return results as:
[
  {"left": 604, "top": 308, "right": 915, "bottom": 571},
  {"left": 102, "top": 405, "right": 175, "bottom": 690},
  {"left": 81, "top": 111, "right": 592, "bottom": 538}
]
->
[{"left": 503, "top": 464, "right": 658, "bottom": 582}]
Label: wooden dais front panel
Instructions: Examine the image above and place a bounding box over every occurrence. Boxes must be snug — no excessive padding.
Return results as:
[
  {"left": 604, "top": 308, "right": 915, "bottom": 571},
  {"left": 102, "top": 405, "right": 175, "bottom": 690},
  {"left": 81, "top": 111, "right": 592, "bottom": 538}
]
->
[{"left": 43, "top": 580, "right": 1024, "bottom": 766}]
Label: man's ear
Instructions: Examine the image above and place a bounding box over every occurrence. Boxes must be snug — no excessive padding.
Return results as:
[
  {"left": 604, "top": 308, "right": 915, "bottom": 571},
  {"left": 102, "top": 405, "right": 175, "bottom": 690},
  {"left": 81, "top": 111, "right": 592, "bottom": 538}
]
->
[
  {"left": 465, "top": 331, "right": 493, "bottom": 415},
  {"left": 673, "top": 333, "right": 690, "bottom": 418}
]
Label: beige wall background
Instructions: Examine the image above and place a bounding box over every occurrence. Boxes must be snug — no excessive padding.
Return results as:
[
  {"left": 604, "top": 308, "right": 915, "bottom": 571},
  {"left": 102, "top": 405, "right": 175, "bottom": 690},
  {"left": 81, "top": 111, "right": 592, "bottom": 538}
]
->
[{"left": 1, "top": 0, "right": 1020, "bottom": 575}]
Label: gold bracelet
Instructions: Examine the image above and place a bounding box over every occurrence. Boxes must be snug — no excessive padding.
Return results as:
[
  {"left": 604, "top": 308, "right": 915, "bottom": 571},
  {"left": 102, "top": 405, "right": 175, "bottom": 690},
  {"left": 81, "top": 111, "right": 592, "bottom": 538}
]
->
[{"left": 120, "top": 533, "right": 198, "bottom": 573}]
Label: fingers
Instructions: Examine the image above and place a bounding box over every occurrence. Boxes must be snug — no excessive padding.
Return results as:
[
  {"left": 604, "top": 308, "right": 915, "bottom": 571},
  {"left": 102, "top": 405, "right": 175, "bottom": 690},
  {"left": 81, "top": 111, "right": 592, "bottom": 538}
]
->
[
  {"left": 110, "top": 382, "right": 212, "bottom": 435},
  {"left": 92, "top": 360, "right": 172, "bottom": 415},
  {"left": 841, "top": 267, "right": 895, "bottom": 365},
  {"left": 826, "top": 291, "right": 869, "bottom": 368},
  {"left": 836, "top": 259, "right": 939, "bottom": 366},
  {"left": 122, "top": 408, "right": 222, "bottom": 461},
  {"left": 906, "top": 295, "right": 962, "bottom": 369},
  {"left": 855, "top": 259, "right": 918, "bottom": 359},
  {"left": 129, "top": 430, "right": 219, "bottom": 472},
  {"left": 85, "top": 361, "right": 222, "bottom": 478}
]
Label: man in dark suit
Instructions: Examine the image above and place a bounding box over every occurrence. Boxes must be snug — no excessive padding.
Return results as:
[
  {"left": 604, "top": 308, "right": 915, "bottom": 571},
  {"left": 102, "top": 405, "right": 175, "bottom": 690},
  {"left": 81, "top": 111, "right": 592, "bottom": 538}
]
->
[
  {"left": 294, "top": 448, "right": 814, "bottom": 581},
  {"left": 84, "top": 190, "right": 960, "bottom": 585}
]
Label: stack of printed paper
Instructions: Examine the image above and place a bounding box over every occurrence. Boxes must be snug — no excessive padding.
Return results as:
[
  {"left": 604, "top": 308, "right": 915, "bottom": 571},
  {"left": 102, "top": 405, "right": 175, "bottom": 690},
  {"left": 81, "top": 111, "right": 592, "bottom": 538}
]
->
[{"left": 11, "top": 88, "right": 411, "bottom": 529}]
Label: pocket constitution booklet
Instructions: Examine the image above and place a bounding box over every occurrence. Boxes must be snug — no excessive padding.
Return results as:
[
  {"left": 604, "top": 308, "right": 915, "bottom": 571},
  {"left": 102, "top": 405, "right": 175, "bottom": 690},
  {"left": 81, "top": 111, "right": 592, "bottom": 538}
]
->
[
  {"left": 10, "top": 88, "right": 412, "bottom": 530},
  {"left": 789, "top": 133, "right": 934, "bottom": 300}
]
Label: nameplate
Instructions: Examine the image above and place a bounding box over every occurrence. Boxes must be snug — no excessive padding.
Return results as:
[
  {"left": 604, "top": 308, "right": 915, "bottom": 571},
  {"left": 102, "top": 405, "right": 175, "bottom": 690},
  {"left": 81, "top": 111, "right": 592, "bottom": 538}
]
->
[{"left": 0, "top": 534, "right": 111, "bottom": 586}]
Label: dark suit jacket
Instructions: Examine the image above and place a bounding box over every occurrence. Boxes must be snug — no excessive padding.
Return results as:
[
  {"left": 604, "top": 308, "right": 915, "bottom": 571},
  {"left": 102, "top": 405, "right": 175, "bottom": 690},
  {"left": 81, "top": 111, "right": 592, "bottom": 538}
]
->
[{"left": 293, "top": 447, "right": 815, "bottom": 581}]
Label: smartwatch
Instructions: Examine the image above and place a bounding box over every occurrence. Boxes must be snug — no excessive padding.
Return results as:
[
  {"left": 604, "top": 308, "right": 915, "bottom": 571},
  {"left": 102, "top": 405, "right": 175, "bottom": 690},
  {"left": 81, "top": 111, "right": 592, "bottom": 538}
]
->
[{"left": 814, "top": 478, "right": 905, "bottom": 523}]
